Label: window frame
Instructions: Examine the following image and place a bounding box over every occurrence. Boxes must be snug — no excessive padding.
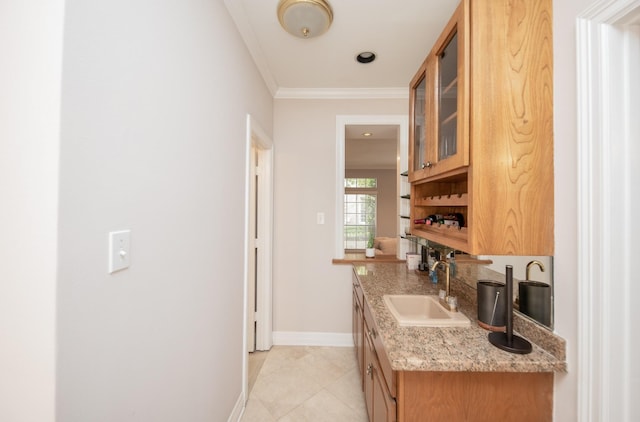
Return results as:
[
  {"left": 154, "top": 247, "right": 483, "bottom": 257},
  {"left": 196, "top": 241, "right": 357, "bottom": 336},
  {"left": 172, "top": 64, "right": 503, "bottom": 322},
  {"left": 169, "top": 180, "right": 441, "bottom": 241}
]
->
[{"left": 344, "top": 178, "right": 378, "bottom": 251}]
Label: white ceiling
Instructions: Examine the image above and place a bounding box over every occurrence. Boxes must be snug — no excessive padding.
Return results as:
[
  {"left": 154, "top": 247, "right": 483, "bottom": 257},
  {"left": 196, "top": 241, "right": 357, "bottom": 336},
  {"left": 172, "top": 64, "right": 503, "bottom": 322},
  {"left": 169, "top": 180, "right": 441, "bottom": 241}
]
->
[
  {"left": 345, "top": 124, "right": 398, "bottom": 170},
  {"left": 225, "top": 0, "right": 459, "bottom": 95},
  {"left": 224, "top": 0, "right": 459, "bottom": 169}
]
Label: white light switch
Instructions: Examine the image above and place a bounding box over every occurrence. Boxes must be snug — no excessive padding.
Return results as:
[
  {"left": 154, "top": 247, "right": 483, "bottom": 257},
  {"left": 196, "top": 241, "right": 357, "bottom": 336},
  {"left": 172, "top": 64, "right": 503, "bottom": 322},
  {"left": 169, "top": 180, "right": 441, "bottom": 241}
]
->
[
  {"left": 317, "top": 212, "right": 325, "bottom": 225},
  {"left": 108, "top": 230, "right": 131, "bottom": 274}
]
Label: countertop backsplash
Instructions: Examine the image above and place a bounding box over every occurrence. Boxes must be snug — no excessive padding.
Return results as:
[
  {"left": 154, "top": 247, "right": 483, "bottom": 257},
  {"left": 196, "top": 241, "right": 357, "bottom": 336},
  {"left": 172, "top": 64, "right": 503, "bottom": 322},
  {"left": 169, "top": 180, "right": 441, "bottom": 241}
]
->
[{"left": 445, "top": 261, "right": 566, "bottom": 361}]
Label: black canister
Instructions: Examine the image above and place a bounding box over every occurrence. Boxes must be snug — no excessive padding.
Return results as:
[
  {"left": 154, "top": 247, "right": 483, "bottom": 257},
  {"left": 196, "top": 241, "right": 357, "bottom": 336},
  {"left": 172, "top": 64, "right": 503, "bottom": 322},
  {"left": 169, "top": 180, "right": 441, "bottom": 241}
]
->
[
  {"left": 477, "top": 281, "right": 507, "bottom": 331},
  {"left": 519, "top": 281, "right": 551, "bottom": 326}
]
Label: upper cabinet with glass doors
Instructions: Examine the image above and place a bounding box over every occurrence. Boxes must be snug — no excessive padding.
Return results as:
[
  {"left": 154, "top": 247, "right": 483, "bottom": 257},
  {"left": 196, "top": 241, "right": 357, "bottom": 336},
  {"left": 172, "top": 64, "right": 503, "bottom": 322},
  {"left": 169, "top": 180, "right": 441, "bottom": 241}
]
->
[
  {"left": 408, "top": 0, "right": 554, "bottom": 255},
  {"left": 409, "top": 2, "right": 469, "bottom": 183}
]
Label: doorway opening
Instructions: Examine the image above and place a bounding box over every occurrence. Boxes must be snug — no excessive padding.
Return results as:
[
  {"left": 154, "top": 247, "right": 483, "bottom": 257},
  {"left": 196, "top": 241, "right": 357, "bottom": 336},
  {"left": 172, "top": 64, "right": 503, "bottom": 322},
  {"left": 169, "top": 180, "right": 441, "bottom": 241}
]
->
[
  {"left": 335, "top": 116, "right": 409, "bottom": 259},
  {"left": 243, "top": 114, "right": 273, "bottom": 404}
]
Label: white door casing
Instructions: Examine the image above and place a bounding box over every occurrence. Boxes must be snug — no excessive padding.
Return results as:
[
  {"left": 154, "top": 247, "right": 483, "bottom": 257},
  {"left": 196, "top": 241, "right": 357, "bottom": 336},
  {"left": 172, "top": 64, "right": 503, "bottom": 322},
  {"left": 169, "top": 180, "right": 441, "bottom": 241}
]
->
[
  {"left": 247, "top": 145, "right": 258, "bottom": 353},
  {"left": 576, "top": 1, "right": 640, "bottom": 420},
  {"left": 242, "top": 114, "right": 273, "bottom": 404},
  {"left": 335, "top": 115, "right": 409, "bottom": 259}
]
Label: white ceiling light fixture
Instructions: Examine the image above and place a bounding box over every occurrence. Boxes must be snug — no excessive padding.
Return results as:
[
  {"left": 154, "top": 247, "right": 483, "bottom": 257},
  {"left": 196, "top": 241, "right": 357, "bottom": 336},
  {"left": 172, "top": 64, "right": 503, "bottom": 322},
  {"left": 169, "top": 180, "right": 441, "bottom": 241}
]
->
[{"left": 277, "top": 0, "right": 333, "bottom": 39}]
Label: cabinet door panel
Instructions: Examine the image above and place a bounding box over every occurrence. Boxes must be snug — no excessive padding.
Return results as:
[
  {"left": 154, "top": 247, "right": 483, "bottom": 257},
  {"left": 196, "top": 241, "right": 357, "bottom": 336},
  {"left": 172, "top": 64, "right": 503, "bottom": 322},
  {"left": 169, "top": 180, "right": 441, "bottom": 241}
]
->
[
  {"left": 430, "top": 0, "right": 469, "bottom": 176},
  {"left": 437, "top": 32, "right": 458, "bottom": 162},
  {"left": 364, "top": 321, "right": 396, "bottom": 422},
  {"left": 372, "top": 368, "right": 396, "bottom": 422},
  {"left": 408, "top": 60, "right": 428, "bottom": 182},
  {"left": 412, "top": 74, "right": 426, "bottom": 174},
  {"left": 364, "top": 300, "right": 396, "bottom": 397}
]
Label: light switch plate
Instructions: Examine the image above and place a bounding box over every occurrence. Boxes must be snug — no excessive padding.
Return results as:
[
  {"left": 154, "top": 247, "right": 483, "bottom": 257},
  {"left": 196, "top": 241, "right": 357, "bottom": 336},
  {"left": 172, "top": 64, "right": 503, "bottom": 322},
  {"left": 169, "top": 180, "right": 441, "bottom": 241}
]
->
[
  {"left": 108, "top": 230, "right": 131, "bottom": 274},
  {"left": 317, "top": 212, "right": 325, "bottom": 225}
]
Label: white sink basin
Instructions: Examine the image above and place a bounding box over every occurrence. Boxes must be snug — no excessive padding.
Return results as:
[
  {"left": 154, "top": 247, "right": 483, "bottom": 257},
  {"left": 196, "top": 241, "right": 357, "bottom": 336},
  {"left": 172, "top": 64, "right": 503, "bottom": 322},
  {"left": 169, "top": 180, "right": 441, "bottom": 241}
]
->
[{"left": 383, "top": 295, "right": 471, "bottom": 327}]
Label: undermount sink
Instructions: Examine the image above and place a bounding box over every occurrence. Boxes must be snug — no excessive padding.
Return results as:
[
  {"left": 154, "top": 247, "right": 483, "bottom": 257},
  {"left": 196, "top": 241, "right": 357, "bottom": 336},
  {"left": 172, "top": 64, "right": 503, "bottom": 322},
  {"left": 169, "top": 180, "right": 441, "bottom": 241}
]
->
[{"left": 383, "top": 295, "right": 471, "bottom": 327}]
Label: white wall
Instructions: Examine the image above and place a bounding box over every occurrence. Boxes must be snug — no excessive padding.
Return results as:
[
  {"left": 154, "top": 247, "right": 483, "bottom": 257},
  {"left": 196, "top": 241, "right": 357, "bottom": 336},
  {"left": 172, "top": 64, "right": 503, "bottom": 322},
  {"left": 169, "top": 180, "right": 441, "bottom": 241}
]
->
[
  {"left": 0, "top": 1, "right": 64, "bottom": 421},
  {"left": 273, "top": 99, "right": 406, "bottom": 337},
  {"left": 56, "top": 1, "right": 272, "bottom": 421},
  {"left": 553, "top": 0, "right": 598, "bottom": 420}
]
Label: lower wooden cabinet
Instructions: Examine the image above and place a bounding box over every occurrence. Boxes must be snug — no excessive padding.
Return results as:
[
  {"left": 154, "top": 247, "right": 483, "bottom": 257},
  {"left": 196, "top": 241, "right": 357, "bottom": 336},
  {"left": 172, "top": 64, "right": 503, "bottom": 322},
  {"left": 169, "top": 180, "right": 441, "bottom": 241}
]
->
[
  {"left": 353, "top": 271, "right": 553, "bottom": 422},
  {"left": 396, "top": 371, "right": 552, "bottom": 422},
  {"left": 364, "top": 316, "right": 397, "bottom": 422}
]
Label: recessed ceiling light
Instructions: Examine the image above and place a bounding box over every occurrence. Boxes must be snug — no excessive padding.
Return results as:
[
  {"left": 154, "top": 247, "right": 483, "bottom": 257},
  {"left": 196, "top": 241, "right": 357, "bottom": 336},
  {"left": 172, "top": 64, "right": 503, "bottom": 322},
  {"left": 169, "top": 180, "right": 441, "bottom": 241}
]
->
[
  {"left": 362, "top": 132, "right": 373, "bottom": 137},
  {"left": 356, "top": 51, "right": 376, "bottom": 64}
]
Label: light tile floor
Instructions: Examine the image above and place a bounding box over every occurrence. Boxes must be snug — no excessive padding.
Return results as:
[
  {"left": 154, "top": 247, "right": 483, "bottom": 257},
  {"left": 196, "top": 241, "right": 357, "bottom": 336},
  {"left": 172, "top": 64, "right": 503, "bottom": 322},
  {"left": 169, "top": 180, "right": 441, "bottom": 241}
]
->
[
  {"left": 248, "top": 350, "right": 269, "bottom": 393},
  {"left": 241, "top": 346, "right": 368, "bottom": 422}
]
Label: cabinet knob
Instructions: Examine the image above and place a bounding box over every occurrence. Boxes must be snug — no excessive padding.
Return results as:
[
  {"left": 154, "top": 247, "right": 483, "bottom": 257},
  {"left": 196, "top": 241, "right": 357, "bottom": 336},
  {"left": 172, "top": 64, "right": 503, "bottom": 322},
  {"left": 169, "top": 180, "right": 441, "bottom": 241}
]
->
[{"left": 422, "top": 161, "right": 433, "bottom": 169}]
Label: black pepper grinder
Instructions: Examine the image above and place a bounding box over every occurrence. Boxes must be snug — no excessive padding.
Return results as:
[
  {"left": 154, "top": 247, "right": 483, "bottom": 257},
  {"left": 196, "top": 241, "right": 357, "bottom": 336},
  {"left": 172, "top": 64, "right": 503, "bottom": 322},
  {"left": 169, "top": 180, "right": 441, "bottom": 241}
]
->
[{"left": 488, "top": 265, "right": 532, "bottom": 354}]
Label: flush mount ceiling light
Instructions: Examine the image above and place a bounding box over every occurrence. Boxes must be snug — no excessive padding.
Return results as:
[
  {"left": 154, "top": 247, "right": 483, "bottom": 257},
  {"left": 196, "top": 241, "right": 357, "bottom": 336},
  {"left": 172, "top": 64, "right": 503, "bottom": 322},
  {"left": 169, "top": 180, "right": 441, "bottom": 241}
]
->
[
  {"left": 356, "top": 51, "right": 376, "bottom": 64},
  {"left": 277, "top": 0, "right": 333, "bottom": 39}
]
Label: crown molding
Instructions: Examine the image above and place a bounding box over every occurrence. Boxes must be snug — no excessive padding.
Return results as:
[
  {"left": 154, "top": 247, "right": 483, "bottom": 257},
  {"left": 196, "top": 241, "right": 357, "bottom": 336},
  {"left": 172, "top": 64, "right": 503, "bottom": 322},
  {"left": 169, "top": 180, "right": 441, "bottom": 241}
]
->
[
  {"left": 225, "top": 1, "right": 410, "bottom": 100},
  {"left": 275, "top": 87, "right": 409, "bottom": 100},
  {"left": 224, "top": 0, "right": 278, "bottom": 96}
]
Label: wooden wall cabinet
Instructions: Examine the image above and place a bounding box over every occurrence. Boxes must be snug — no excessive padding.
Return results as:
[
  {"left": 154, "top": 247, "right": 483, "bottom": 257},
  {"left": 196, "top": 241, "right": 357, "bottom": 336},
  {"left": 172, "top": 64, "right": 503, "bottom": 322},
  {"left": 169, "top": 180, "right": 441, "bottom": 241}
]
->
[
  {"left": 409, "top": 0, "right": 554, "bottom": 255},
  {"left": 409, "top": 1, "right": 469, "bottom": 183}
]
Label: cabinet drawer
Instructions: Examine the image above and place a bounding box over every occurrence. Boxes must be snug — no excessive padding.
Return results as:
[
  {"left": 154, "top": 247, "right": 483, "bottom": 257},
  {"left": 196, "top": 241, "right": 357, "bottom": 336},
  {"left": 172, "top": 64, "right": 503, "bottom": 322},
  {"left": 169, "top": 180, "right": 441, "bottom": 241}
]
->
[{"left": 364, "top": 300, "right": 396, "bottom": 398}]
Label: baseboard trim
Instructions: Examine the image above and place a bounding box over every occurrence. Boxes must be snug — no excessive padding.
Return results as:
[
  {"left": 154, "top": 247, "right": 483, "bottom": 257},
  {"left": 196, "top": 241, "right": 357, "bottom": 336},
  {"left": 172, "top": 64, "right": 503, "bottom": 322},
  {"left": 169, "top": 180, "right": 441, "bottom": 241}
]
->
[
  {"left": 272, "top": 331, "right": 354, "bottom": 347},
  {"left": 227, "top": 391, "right": 245, "bottom": 422}
]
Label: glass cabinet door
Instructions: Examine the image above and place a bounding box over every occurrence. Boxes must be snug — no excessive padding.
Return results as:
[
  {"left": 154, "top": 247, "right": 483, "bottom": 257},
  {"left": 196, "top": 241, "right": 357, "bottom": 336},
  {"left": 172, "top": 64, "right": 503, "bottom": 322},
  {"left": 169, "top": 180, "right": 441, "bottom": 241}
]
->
[
  {"left": 409, "top": 1, "right": 468, "bottom": 182},
  {"left": 438, "top": 32, "right": 458, "bottom": 161},
  {"left": 412, "top": 73, "right": 426, "bottom": 175},
  {"left": 428, "top": 1, "right": 469, "bottom": 177},
  {"left": 409, "top": 61, "right": 429, "bottom": 182}
]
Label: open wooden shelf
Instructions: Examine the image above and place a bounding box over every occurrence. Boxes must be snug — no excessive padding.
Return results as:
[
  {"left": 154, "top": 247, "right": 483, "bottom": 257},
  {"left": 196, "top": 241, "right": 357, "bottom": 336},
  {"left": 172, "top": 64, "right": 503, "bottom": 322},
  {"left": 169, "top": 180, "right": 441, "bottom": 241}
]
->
[
  {"left": 411, "top": 225, "right": 468, "bottom": 252},
  {"left": 414, "top": 193, "right": 468, "bottom": 207}
]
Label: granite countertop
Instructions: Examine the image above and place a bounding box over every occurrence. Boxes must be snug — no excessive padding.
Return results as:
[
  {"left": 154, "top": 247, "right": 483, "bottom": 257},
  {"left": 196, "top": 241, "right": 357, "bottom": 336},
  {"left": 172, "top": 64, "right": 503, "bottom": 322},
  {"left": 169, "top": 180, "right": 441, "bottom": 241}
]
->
[
  {"left": 332, "top": 253, "right": 404, "bottom": 264},
  {"left": 353, "top": 262, "right": 566, "bottom": 373}
]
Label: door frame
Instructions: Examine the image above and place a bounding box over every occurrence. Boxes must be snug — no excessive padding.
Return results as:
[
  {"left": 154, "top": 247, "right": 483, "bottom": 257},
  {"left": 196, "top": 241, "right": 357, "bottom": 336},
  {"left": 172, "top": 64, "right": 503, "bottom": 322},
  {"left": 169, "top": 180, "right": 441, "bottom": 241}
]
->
[
  {"left": 576, "top": 1, "right": 640, "bottom": 420},
  {"left": 334, "top": 115, "right": 409, "bottom": 258},
  {"left": 242, "top": 114, "right": 273, "bottom": 402}
]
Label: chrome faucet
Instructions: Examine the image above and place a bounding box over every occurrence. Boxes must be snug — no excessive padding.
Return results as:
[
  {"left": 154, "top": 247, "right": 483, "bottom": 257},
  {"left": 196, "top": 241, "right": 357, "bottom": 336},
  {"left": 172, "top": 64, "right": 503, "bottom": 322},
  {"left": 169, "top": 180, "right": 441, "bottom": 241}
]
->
[{"left": 430, "top": 260, "right": 457, "bottom": 311}]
